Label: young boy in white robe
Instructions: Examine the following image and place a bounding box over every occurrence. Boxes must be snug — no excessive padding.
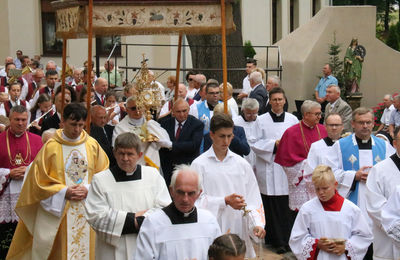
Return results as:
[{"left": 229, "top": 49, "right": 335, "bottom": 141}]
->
[
  {"left": 289, "top": 165, "right": 373, "bottom": 259},
  {"left": 84, "top": 132, "right": 172, "bottom": 260}
]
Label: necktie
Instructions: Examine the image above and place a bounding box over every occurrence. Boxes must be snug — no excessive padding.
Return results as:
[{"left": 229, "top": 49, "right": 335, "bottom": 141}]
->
[
  {"left": 175, "top": 123, "right": 182, "bottom": 140},
  {"left": 101, "top": 95, "right": 104, "bottom": 105}
]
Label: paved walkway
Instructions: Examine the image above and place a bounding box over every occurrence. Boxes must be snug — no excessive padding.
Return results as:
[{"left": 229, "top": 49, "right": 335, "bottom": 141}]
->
[{"left": 248, "top": 242, "right": 297, "bottom": 260}]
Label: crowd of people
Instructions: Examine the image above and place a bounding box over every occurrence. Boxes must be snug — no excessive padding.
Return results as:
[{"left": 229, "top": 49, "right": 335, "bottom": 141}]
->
[{"left": 0, "top": 51, "right": 399, "bottom": 260}]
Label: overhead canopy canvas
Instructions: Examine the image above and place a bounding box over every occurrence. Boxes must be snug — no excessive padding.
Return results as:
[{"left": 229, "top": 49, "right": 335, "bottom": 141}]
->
[{"left": 51, "top": 0, "right": 236, "bottom": 38}]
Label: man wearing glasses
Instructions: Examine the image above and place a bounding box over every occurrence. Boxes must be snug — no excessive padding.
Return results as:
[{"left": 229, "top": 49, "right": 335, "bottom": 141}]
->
[
  {"left": 275, "top": 100, "right": 327, "bottom": 212},
  {"left": 189, "top": 80, "right": 221, "bottom": 153},
  {"left": 326, "top": 107, "right": 395, "bottom": 259},
  {"left": 112, "top": 96, "right": 171, "bottom": 170}
]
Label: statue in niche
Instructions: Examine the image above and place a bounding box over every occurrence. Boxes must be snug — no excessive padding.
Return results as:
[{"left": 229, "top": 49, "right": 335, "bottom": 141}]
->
[{"left": 344, "top": 38, "right": 366, "bottom": 95}]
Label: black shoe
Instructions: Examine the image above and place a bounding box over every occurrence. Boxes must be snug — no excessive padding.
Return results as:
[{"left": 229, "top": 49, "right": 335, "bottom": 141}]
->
[{"left": 276, "top": 246, "right": 287, "bottom": 254}]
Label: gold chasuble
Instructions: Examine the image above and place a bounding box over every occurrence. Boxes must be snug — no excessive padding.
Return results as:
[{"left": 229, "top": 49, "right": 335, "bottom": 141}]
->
[{"left": 7, "top": 129, "right": 109, "bottom": 260}]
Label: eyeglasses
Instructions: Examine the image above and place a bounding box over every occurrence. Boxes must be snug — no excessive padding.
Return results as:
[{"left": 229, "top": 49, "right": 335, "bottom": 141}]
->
[
  {"left": 308, "top": 112, "right": 322, "bottom": 117},
  {"left": 355, "top": 121, "right": 373, "bottom": 126},
  {"left": 127, "top": 106, "right": 138, "bottom": 111},
  {"left": 188, "top": 78, "right": 194, "bottom": 82},
  {"left": 326, "top": 124, "right": 343, "bottom": 128}
]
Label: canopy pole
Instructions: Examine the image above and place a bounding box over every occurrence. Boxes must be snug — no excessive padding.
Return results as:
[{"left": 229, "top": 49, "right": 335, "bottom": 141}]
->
[
  {"left": 60, "top": 38, "right": 67, "bottom": 121},
  {"left": 86, "top": 0, "right": 93, "bottom": 133},
  {"left": 174, "top": 33, "right": 183, "bottom": 102},
  {"left": 220, "top": 0, "right": 228, "bottom": 114}
]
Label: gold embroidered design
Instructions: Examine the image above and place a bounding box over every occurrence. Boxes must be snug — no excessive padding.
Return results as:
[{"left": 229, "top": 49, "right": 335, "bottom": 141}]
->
[
  {"left": 69, "top": 202, "right": 90, "bottom": 259},
  {"left": 65, "top": 150, "right": 88, "bottom": 184}
]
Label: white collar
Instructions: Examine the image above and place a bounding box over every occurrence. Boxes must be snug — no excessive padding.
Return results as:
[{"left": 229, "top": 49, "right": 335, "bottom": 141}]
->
[
  {"left": 175, "top": 119, "right": 186, "bottom": 126},
  {"left": 206, "top": 146, "right": 234, "bottom": 162},
  {"left": 62, "top": 131, "right": 80, "bottom": 142},
  {"left": 128, "top": 116, "right": 145, "bottom": 126}
]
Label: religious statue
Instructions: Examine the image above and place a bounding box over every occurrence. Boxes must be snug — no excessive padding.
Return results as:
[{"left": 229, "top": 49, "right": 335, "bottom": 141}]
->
[{"left": 344, "top": 38, "right": 366, "bottom": 95}]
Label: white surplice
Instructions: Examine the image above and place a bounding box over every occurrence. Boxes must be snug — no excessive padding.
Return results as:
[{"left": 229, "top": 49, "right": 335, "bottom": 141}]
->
[
  {"left": 289, "top": 197, "right": 373, "bottom": 260},
  {"left": 191, "top": 147, "right": 264, "bottom": 258},
  {"left": 307, "top": 138, "right": 335, "bottom": 170},
  {"left": 381, "top": 185, "right": 400, "bottom": 259},
  {"left": 84, "top": 166, "right": 172, "bottom": 260},
  {"left": 112, "top": 116, "right": 171, "bottom": 168},
  {"left": 250, "top": 112, "right": 298, "bottom": 195},
  {"left": 233, "top": 115, "right": 259, "bottom": 171},
  {"left": 365, "top": 155, "right": 400, "bottom": 260},
  {"left": 325, "top": 135, "right": 395, "bottom": 226},
  {"left": 134, "top": 208, "right": 221, "bottom": 260}
]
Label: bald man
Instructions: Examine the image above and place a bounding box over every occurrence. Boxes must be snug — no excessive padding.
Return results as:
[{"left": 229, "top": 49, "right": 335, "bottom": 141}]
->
[
  {"left": 159, "top": 83, "right": 194, "bottom": 117},
  {"left": 159, "top": 98, "right": 204, "bottom": 186},
  {"left": 100, "top": 60, "right": 122, "bottom": 89},
  {"left": 90, "top": 105, "right": 116, "bottom": 167}
]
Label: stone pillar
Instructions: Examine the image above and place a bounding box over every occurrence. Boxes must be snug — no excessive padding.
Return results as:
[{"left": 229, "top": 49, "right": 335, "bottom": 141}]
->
[
  {"left": 298, "top": 0, "right": 312, "bottom": 26},
  {"left": 281, "top": 0, "right": 290, "bottom": 39}
]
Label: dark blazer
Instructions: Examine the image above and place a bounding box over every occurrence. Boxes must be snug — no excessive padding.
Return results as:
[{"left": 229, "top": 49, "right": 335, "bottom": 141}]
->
[
  {"left": 203, "top": 125, "right": 250, "bottom": 157},
  {"left": 90, "top": 124, "right": 116, "bottom": 167},
  {"left": 41, "top": 113, "right": 61, "bottom": 135},
  {"left": 159, "top": 115, "right": 204, "bottom": 186},
  {"left": 193, "top": 91, "right": 201, "bottom": 101},
  {"left": 249, "top": 84, "right": 268, "bottom": 115},
  {"left": 94, "top": 93, "right": 104, "bottom": 106}
]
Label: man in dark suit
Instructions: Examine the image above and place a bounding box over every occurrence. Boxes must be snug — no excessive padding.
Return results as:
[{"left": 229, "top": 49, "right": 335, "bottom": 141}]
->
[
  {"left": 41, "top": 91, "right": 71, "bottom": 134},
  {"left": 159, "top": 98, "right": 204, "bottom": 186},
  {"left": 249, "top": 71, "right": 268, "bottom": 115},
  {"left": 93, "top": 77, "right": 108, "bottom": 106},
  {"left": 90, "top": 105, "right": 116, "bottom": 167}
]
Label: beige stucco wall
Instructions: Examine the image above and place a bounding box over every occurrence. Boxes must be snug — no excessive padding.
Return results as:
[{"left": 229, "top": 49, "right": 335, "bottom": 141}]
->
[{"left": 275, "top": 5, "right": 400, "bottom": 110}]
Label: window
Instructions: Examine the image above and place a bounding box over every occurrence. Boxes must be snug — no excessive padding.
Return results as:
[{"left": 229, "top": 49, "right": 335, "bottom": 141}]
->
[{"left": 40, "top": 1, "right": 121, "bottom": 56}]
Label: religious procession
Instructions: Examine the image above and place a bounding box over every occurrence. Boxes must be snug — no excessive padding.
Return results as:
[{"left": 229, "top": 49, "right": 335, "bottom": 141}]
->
[{"left": 1, "top": 0, "right": 400, "bottom": 260}]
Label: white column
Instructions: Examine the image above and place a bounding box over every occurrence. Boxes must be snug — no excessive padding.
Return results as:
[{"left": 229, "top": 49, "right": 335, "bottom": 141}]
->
[
  {"left": 281, "top": 0, "right": 290, "bottom": 38},
  {"left": 298, "top": 0, "right": 312, "bottom": 26}
]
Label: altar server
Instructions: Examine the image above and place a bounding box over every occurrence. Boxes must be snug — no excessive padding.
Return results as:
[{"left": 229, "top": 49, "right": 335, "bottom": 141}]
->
[
  {"left": 289, "top": 165, "right": 373, "bottom": 259},
  {"left": 191, "top": 113, "right": 265, "bottom": 258},
  {"left": 85, "top": 132, "right": 171, "bottom": 260}
]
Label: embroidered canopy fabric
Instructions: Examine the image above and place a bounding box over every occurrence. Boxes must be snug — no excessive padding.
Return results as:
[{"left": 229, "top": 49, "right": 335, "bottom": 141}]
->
[{"left": 51, "top": 0, "right": 236, "bottom": 38}]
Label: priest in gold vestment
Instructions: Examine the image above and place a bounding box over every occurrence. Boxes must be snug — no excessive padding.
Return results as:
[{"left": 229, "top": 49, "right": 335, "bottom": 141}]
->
[{"left": 7, "top": 103, "right": 109, "bottom": 260}]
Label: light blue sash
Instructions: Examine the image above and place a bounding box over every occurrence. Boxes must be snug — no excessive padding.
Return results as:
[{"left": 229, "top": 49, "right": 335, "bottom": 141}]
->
[{"left": 340, "top": 134, "right": 386, "bottom": 204}]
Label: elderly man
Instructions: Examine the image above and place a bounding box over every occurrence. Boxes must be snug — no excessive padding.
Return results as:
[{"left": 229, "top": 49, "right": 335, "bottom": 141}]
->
[
  {"left": 314, "top": 64, "right": 338, "bottom": 107},
  {"left": 159, "top": 83, "right": 194, "bottom": 117},
  {"left": 251, "top": 88, "right": 298, "bottom": 253},
  {"left": 192, "top": 113, "right": 265, "bottom": 258},
  {"left": 326, "top": 107, "right": 395, "bottom": 259},
  {"left": 135, "top": 165, "right": 221, "bottom": 259},
  {"left": 233, "top": 98, "right": 260, "bottom": 170},
  {"left": 85, "top": 132, "right": 171, "bottom": 260},
  {"left": 324, "top": 84, "right": 352, "bottom": 133},
  {"left": 94, "top": 77, "right": 108, "bottom": 106},
  {"left": 113, "top": 96, "right": 171, "bottom": 170},
  {"left": 8, "top": 103, "right": 109, "bottom": 260},
  {"left": 308, "top": 113, "right": 344, "bottom": 170},
  {"left": 264, "top": 75, "right": 289, "bottom": 114},
  {"left": 192, "top": 74, "right": 207, "bottom": 101},
  {"left": 69, "top": 68, "right": 82, "bottom": 90},
  {"left": 101, "top": 60, "right": 122, "bottom": 90},
  {"left": 159, "top": 98, "right": 204, "bottom": 186},
  {"left": 90, "top": 105, "right": 116, "bottom": 167},
  {"left": 0, "top": 57, "right": 13, "bottom": 78},
  {"left": 0, "top": 106, "right": 42, "bottom": 258},
  {"left": 26, "top": 69, "right": 44, "bottom": 103},
  {"left": 249, "top": 71, "right": 268, "bottom": 115},
  {"left": 365, "top": 126, "right": 400, "bottom": 260},
  {"left": 238, "top": 58, "right": 257, "bottom": 100},
  {"left": 275, "top": 100, "right": 327, "bottom": 211},
  {"left": 377, "top": 94, "right": 395, "bottom": 136}
]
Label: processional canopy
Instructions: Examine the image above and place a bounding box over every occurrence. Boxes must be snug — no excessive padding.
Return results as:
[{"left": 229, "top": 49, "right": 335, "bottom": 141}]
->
[{"left": 51, "top": 0, "right": 236, "bottom": 38}]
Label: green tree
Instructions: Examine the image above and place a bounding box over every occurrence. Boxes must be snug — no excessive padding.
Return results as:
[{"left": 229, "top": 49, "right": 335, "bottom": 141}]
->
[
  {"left": 327, "top": 32, "right": 345, "bottom": 98},
  {"left": 386, "top": 22, "right": 399, "bottom": 50}
]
